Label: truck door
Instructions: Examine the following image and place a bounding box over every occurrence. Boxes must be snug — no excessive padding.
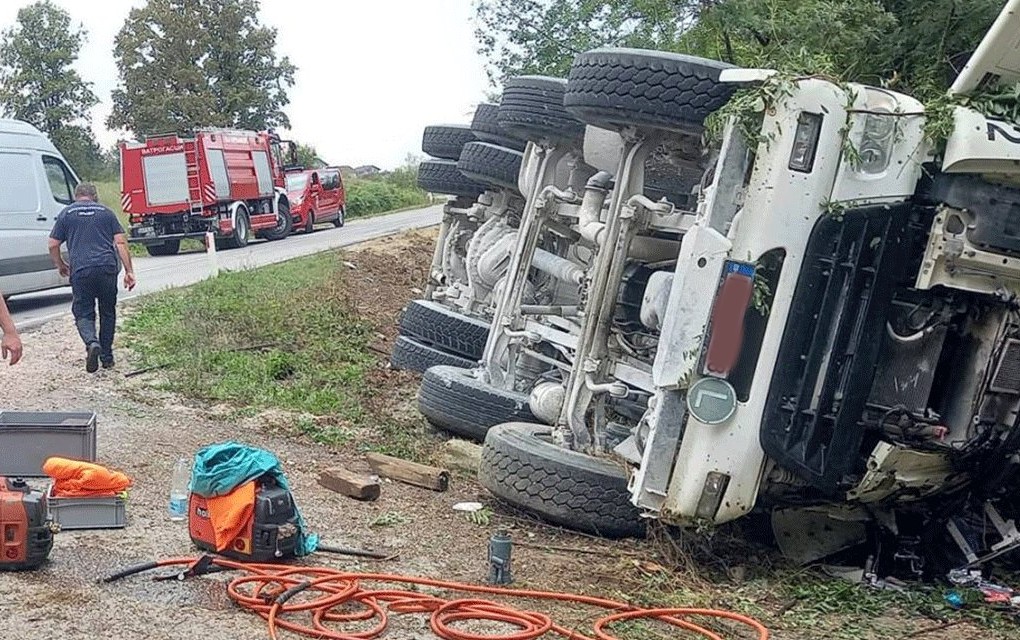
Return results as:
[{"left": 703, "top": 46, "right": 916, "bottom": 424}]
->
[{"left": 322, "top": 170, "right": 340, "bottom": 214}]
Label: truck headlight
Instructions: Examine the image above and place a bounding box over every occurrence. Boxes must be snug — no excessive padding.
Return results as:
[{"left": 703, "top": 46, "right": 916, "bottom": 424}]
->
[
  {"left": 858, "top": 108, "right": 895, "bottom": 174},
  {"left": 695, "top": 471, "right": 730, "bottom": 520},
  {"left": 788, "top": 112, "right": 823, "bottom": 173}
]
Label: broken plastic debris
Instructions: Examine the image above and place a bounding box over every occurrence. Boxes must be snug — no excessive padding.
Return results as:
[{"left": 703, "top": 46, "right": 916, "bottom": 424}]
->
[{"left": 452, "top": 502, "right": 483, "bottom": 512}]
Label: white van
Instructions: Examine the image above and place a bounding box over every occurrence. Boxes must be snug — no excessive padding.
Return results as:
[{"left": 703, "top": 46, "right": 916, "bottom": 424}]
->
[{"left": 0, "top": 119, "right": 79, "bottom": 298}]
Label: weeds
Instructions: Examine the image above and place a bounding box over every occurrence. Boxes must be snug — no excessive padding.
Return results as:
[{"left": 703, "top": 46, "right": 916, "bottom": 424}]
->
[{"left": 370, "top": 511, "right": 409, "bottom": 528}]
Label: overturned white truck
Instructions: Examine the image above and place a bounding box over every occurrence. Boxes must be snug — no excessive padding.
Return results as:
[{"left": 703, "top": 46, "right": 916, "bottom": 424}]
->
[{"left": 445, "top": 1, "right": 1020, "bottom": 573}]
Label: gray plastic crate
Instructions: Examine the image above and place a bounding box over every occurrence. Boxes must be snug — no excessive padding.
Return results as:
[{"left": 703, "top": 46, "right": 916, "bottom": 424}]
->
[
  {"left": 48, "top": 490, "right": 127, "bottom": 530},
  {"left": 0, "top": 411, "right": 97, "bottom": 477}
]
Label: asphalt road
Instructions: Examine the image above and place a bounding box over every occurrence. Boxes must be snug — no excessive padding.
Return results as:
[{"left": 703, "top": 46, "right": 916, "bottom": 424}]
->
[{"left": 8, "top": 204, "right": 443, "bottom": 329}]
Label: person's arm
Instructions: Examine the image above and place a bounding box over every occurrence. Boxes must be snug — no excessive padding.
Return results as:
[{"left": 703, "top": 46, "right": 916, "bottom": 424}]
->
[
  {"left": 0, "top": 293, "right": 22, "bottom": 365},
  {"left": 114, "top": 233, "right": 135, "bottom": 291},
  {"left": 47, "top": 238, "right": 69, "bottom": 277},
  {"left": 48, "top": 215, "right": 69, "bottom": 277}
]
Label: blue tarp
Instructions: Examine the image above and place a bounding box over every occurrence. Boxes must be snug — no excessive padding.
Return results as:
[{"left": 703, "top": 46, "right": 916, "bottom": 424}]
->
[{"left": 191, "top": 441, "right": 319, "bottom": 556}]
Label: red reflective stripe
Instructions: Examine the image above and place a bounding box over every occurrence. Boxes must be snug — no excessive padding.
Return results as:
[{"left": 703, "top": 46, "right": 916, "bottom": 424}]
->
[{"left": 704, "top": 272, "right": 754, "bottom": 378}]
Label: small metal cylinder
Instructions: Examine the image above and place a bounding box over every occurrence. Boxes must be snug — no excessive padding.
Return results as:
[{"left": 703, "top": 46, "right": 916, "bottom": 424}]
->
[{"left": 487, "top": 530, "right": 513, "bottom": 585}]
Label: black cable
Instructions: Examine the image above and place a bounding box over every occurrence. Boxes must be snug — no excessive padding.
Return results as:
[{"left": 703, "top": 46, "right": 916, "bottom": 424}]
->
[
  {"left": 315, "top": 544, "right": 392, "bottom": 560},
  {"left": 99, "top": 561, "right": 161, "bottom": 583}
]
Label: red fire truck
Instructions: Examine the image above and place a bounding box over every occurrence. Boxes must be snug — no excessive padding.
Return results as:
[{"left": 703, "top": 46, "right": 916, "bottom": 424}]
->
[{"left": 120, "top": 129, "right": 298, "bottom": 256}]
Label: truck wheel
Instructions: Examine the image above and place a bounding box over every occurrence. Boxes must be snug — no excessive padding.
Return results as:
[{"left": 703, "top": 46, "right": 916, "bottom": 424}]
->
[
  {"left": 398, "top": 300, "right": 489, "bottom": 360},
  {"left": 333, "top": 206, "right": 345, "bottom": 228},
  {"left": 221, "top": 208, "right": 250, "bottom": 249},
  {"left": 261, "top": 200, "right": 293, "bottom": 241},
  {"left": 391, "top": 336, "right": 475, "bottom": 373},
  {"left": 564, "top": 48, "right": 735, "bottom": 133},
  {"left": 417, "top": 159, "right": 487, "bottom": 198},
  {"left": 422, "top": 124, "right": 477, "bottom": 161},
  {"left": 479, "top": 422, "right": 645, "bottom": 538},
  {"left": 471, "top": 103, "right": 527, "bottom": 151},
  {"left": 457, "top": 142, "right": 524, "bottom": 194},
  {"left": 145, "top": 239, "right": 180, "bottom": 257},
  {"left": 497, "top": 76, "right": 585, "bottom": 144},
  {"left": 418, "top": 366, "right": 536, "bottom": 441}
]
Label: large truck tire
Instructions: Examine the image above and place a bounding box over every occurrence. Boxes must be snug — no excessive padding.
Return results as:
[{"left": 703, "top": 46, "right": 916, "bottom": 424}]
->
[
  {"left": 219, "top": 207, "right": 250, "bottom": 249},
  {"left": 422, "top": 125, "right": 477, "bottom": 161},
  {"left": 564, "top": 48, "right": 735, "bottom": 133},
  {"left": 390, "top": 336, "right": 476, "bottom": 373},
  {"left": 418, "top": 366, "right": 535, "bottom": 442},
  {"left": 479, "top": 422, "right": 646, "bottom": 538},
  {"left": 260, "top": 200, "right": 294, "bottom": 241},
  {"left": 471, "top": 103, "right": 527, "bottom": 152},
  {"left": 145, "top": 239, "right": 180, "bottom": 257},
  {"left": 457, "top": 142, "right": 524, "bottom": 194},
  {"left": 398, "top": 300, "right": 489, "bottom": 360},
  {"left": 417, "top": 159, "right": 487, "bottom": 198},
  {"left": 497, "top": 76, "right": 585, "bottom": 144}
]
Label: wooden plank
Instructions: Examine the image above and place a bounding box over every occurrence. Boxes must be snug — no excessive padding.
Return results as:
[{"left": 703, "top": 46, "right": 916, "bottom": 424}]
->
[
  {"left": 365, "top": 453, "right": 450, "bottom": 492},
  {"left": 318, "top": 467, "right": 381, "bottom": 501}
]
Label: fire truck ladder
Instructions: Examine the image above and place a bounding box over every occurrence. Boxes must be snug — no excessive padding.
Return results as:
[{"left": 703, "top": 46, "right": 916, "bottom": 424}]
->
[{"left": 184, "top": 141, "right": 205, "bottom": 217}]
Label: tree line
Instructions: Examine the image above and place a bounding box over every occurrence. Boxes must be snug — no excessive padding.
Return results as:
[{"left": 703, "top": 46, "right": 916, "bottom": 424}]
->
[
  {"left": 0, "top": 0, "right": 297, "bottom": 180},
  {"left": 474, "top": 0, "right": 1004, "bottom": 101}
]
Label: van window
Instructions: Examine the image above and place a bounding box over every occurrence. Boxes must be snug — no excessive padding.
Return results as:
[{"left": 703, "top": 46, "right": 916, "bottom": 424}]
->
[
  {"left": 43, "top": 156, "right": 76, "bottom": 205},
  {"left": 0, "top": 152, "right": 41, "bottom": 213}
]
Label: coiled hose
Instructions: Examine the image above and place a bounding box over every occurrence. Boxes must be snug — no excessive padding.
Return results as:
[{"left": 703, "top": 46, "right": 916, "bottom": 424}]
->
[{"left": 103, "top": 556, "right": 769, "bottom": 640}]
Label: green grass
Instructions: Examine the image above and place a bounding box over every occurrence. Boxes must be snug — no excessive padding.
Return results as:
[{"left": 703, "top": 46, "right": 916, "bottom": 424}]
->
[
  {"left": 121, "top": 252, "right": 375, "bottom": 417},
  {"left": 120, "top": 249, "right": 437, "bottom": 461}
]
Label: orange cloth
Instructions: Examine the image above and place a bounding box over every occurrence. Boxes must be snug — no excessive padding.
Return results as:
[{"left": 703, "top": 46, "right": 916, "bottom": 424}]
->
[
  {"left": 43, "top": 457, "right": 132, "bottom": 497},
  {"left": 207, "top": 480, "right": 256, "bottom": 552}
]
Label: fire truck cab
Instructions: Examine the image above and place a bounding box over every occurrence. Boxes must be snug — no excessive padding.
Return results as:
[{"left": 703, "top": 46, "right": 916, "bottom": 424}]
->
[{"left": 120, "top": 128, "right": 297, "bottom": 256}]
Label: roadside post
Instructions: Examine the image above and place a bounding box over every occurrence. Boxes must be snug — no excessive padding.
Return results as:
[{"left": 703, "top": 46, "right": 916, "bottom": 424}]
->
[{"left": 206, "top": 232, "right": 219, "bottom": 277}]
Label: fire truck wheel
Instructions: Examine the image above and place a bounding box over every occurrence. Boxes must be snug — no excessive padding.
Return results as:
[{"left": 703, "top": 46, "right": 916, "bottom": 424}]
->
[
  {"left": 417, "top": 159, "right": 487, "bottom": 198},
  {"left": 390, "top": 336, "right": 476, "bottom": 373},
  {"left": 471, "top": 103, "right": 527, "bottom": 152},
  {"left": 398, "top": 299, "right": 489, "bottom": 360},
  {"left": 457, "top": 142, "right": 524, "bottom": 195},
  {"left": 479, "top": 422, "right": 646, "bottom": 538},
  {"left": 220, "top": 208, "right": 250, "bottom": 249},
  {"left": 564, "top": 49, "right": 735, "bottom": 133},
  {"left": 497, "top": 76, "right": 585, "bottom": 144},
  {"left": 261, "top": 200, "right": 293, "bottom": 241},
  {"left": 145, "top": 239, "right": 180, "bottom": 257},
  {"left": 418, "top": 365, "right": 535, "bottom": 442},
  {"left": 333, "top": 206, "right": 345, "bottom": 228},
  {"left": 422, "top": 124, "right": 478, "bottom": 161}
]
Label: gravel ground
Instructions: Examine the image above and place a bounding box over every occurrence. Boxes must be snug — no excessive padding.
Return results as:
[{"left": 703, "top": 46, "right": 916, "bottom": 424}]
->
[{"left": 0, "top": 278, "right": 643, "bottom": 640}]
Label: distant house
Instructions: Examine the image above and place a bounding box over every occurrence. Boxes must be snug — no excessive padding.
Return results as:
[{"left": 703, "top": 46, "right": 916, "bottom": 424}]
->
[{"left": 354, "top": 164, "right": 382, "bottom": 177}]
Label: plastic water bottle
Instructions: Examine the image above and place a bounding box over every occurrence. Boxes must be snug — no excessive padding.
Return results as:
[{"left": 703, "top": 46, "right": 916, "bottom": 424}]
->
[{"left": 168, "top": 457, "right": 191, "bottom": 521}]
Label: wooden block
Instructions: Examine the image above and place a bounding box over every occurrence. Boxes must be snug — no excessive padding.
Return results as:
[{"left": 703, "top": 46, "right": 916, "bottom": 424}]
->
[
  {"left": 365, "top": 452, "right": 450, "bottom": 492},
  {"left": 318, "top": 467, "right": 381, "bottom": 501}
]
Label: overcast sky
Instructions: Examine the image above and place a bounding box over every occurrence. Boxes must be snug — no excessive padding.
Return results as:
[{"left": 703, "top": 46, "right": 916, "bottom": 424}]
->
[{"left": 0, "top": 0, "right": 492, "bottom": 170}]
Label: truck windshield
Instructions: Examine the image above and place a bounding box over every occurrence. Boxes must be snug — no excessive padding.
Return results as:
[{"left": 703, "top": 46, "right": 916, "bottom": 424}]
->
[{"left": 286, "top": 174, "right": 308, "bottom": 191}]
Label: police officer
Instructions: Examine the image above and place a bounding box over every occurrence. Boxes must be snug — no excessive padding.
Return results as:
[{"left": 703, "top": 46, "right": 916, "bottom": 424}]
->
[{"left": 48, "top": 183, "right": 136, "bottom": 372}]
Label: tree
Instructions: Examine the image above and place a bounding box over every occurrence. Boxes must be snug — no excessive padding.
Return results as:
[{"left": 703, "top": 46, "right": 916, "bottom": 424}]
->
[
  {"left": 295, "top": 143, "right": 324, "bottom": 168},
  {"left": 473, "top": 0, "right": 1003, "bottom": 100},
  {"left": 108, "top": 0, "right": 296, "bottom": 137},
  {"left": 0, "top": 0, "right": 103, "bottom": 177}
]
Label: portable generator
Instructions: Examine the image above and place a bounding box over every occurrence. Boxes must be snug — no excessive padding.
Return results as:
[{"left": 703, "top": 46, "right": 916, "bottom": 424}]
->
[
  {"left": 0, "top": 477, "right": 54, "bottom": 571},
  {"left": 188, "top": 476, "right": 301, "bottom": 562}
]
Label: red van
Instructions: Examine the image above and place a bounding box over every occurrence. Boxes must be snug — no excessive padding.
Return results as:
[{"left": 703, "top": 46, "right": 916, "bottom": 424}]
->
[{"left": 285, "top": 167, "right": 346, "bottom": 232}]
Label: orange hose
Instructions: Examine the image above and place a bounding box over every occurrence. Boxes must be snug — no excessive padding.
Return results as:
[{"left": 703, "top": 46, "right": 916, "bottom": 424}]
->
[{"left": 138, "top": 557, "right": 769, "bottom": 640}]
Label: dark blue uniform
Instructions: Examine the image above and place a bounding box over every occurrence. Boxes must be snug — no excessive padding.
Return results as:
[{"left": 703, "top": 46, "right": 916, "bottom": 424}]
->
[{"left": 50, "top": 202, "right": 125, "bottom": 365}]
